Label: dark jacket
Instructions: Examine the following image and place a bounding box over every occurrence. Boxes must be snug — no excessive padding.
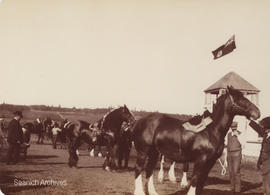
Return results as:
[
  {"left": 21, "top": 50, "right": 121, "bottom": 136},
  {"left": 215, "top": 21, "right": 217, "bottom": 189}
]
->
[
  {"left": 249, "top": 120, "right": 270, "bottom": 174},
  {"left": 118, "top": 129, "right": 132, "bottom": 149},
  {"left": 258, "top": 134, "right": 270, "bottom": 175},
  {"left": 7, "top": 118, "right": 23, "bottom": 144}
]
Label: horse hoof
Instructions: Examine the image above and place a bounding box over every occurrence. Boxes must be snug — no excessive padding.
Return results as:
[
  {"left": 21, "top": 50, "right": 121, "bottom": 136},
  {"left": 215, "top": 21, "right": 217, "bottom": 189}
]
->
[
  {"left": 157, "top": 179, "right": 163, "bottom": 183},
  {"left": 180, "top": 184, "right": 189, "bottom": 190},
  {"left": 105, "top": 166, "right": 111, "bottom": 171},
  {"left": 134, "top": 190, "right": 146, "bottom": 195},
  {"left": 169, "top": 179, "right": 177, "bottom": 184}
]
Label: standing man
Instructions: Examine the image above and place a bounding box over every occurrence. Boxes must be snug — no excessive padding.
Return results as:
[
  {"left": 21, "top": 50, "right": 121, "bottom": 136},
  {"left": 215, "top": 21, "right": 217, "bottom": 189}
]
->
[
  {"left": 6, "top": 111, "right": 24, "bottom": 165},
  {"left": 51, "top": 123, "right": 61, "bottom": 149},
  {"left": 117, "top": 121, "right": 132, "bottom": 169},
  {"left": 224, "top": 121, "right": 246, "bottom": 193}
]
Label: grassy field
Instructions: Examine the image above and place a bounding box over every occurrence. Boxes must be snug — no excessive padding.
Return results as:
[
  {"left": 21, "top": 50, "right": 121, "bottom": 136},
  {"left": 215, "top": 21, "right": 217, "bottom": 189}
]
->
[{"left": 0, "top": 135, "right": 264, "bottom": 195}]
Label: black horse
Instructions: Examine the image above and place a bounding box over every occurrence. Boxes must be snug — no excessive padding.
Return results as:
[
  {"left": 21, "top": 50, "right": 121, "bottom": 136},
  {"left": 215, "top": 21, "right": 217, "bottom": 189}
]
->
[
  {"left": 67, "top": 105, "right": 135, "bottom": 169},
  {"left": 132, "top": 86, "right": 260, "bottom": 195}
]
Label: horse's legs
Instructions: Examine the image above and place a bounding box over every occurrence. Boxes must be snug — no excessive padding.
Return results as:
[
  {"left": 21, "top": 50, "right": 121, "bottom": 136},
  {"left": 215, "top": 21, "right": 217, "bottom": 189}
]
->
[
  {"left": 134, "top": 152, "right": 148, "bottom": 195},
  {"left": 187, "top": 158, "right": 208, "bottom": 195},
  {"left": 40, "top": 132, "right": 44, "bottom": 144},
  {"left": 89, "top": 143, "right": 95, "bottom": 156},
  {"left": 79, "top": 132, "right": 94, "bottom": 157},
  {"left": 118, "top": 146, "right": 123, "bottom": 169},
  {"left": 37, "top": 132, "right": 41, "bottom": 144},
  {"left": 124, "top": 147, "right": 130, "bottom": 169},
  {"left": 97, "top": 144, "right": 102, "bottom": 157},
  {"left": 195, "top": 159, "right": 217, "bottom": 195},
  {"left": 168, "top": 162, "right": 177, "bottom": 183},
  {"left": 23, "top": 149, "right": 27, "bottom": 160},
  {"left": 158, "top": 155, "right": 164, "bottom": 183},
  {"left": 103, "top": 148, "right": 111, "bottom": 171},
  {"left": 185, "top": 162, "right": 202, "bottom": 195},
  {"left": 68, "top": 137, "right": 80, "bottom": 168},
  {"left": 145, "top": 148, "right": 160, "bottom": 195},
  {"left": 112, "top": 144, "right": 118, "bottom": 169},
  {"left": 103, "top": 138, "right": 117, "bottom": 171},
  {"left": 180, "top": 162, "right": 189, "bottom": 188}
]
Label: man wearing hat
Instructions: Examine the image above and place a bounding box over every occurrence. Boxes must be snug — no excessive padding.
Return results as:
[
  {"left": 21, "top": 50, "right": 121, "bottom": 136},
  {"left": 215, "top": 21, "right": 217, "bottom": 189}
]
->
[
  {"left": 224, "top": 121, "right": 246, "bottom": 193},
  {"left": 6, "top": 111, "right": 24, "bottom": 165}
]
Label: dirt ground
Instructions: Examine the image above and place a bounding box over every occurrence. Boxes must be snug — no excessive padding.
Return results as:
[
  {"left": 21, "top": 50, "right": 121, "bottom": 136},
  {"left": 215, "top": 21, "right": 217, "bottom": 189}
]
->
[{"left": 0, "top": 135, "right": 264, "bottom": 195}]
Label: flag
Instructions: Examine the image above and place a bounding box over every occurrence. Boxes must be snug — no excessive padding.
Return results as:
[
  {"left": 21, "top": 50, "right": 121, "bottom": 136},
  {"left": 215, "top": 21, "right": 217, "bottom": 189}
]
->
[{"left": 212, "top": 35, "right": 236, "bottom": 60}]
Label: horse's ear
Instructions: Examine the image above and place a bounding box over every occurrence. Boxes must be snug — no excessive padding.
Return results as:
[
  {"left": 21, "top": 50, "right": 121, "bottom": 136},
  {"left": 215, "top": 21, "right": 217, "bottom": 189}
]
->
[
  {"left": 227, "top": 85, "right": 234, "bottom": 94},
  {"left": 124, "top": 104, "right": 127, "bottom": 109}
]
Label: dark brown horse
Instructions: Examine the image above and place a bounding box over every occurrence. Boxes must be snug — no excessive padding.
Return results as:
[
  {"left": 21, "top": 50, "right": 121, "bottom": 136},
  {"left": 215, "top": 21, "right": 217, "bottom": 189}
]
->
[
  {"left": 132, "top": 86, "right": 260, "bottom": 195},
  {"left": 158, "top": 110, "right": 213, "bottom": 185},
  {"left": 67, "top": 105, "right": 135, "bottom": 169}
]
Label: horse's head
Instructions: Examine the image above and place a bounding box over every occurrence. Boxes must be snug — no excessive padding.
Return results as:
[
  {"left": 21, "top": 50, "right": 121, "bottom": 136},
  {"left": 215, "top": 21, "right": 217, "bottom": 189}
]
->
[
  {"left": 119, "top": 104, "right": 136, "bottom": 124},
  {"left": 225, "top": 86, "right": 260, "bottom": 120}
]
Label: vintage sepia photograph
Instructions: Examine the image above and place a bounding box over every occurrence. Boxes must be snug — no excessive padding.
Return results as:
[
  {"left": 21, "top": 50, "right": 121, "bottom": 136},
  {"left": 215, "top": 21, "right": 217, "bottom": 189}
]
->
[{"left": 0, "top": 0, "right": 270, "bottom": 195}]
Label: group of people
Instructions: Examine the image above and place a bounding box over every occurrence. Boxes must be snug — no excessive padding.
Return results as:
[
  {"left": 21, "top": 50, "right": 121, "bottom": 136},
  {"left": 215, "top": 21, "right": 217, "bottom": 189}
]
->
[
  {"left": 88, "top": 120, "right": 133, "bottom": 169},
  {"left": 3, "top": 109, "right": 270, "bottom": 194},
  {"left": 1, "top": 111, "right": 62, "bottom": 164},
  {"left": 2, "top": 110, "right": 133, "bottom": 170}
]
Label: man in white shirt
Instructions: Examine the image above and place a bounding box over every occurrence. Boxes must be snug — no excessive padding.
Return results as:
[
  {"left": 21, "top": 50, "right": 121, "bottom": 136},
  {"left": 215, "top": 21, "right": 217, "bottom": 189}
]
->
[{"left": 51, "top": 123, "right": 62, "bottom": 149}]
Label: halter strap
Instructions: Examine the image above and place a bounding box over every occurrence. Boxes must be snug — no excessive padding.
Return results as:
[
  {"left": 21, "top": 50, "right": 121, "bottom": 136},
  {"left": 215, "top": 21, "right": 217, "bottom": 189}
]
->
[{"left": 229, "top": 93, "right": 242, "bottom": 111}]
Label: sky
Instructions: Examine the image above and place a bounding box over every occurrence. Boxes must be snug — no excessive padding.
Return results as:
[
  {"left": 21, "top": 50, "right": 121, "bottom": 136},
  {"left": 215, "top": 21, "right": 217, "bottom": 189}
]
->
[{"left": 0, "top": 0, "right": 269, "bottom": 116}]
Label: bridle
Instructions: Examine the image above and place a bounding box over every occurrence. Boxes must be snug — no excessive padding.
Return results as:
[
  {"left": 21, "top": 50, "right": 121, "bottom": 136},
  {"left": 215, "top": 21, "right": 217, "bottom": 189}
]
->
[{"left": 228, "top": 93, "right": 245, "bottom": 113}]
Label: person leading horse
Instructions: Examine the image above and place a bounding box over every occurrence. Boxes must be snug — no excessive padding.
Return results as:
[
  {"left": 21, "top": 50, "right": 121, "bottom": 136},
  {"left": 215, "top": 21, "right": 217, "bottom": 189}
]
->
[
  {"left": 66, "top": 105, "right": 135, "bottom": 170},
  {"left": 132, "top": 86, "right": 260, "bottom": 195}
]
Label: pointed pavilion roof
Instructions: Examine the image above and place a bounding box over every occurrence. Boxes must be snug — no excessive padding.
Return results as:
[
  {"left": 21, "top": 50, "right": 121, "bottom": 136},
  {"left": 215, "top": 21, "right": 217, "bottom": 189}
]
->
[{"left": 204, "top": 71, "right": 260, "bottom": 93}]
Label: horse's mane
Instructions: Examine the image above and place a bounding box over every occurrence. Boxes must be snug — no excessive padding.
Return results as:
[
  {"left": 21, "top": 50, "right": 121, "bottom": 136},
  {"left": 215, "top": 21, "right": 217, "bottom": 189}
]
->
[
  {"left": 101, "top": 106, "right": 133, "bottom": 128},
  {"left": 208, "top": 92, "right": 230, "bottom": 126}
]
